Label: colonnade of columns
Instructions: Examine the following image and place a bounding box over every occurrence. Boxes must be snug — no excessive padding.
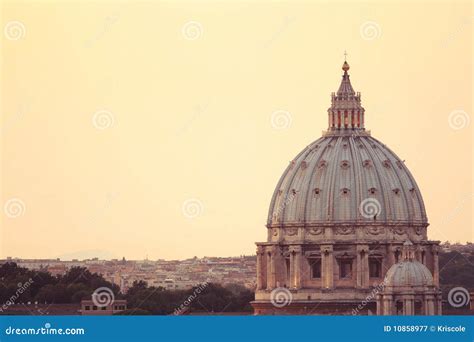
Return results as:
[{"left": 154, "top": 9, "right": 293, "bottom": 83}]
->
[
  {"left": 256, "top": 244, "right": 373, "bottom": 291},
  {"left": 376, "top": 294, "right": 439, "bottom": 315}
]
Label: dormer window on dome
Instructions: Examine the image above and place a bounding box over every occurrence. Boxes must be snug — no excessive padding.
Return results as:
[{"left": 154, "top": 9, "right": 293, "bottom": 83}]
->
[
  {"left": 368, "top": 187, "right": 377, "bottom": 195},
  {"left": 318, "top": 160, "right": 327, "bottom": 168}
]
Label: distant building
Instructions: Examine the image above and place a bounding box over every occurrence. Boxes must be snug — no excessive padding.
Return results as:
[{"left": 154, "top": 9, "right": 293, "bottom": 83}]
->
[{"left": 80, "top": 299, "right": 127, "bottom": 315}]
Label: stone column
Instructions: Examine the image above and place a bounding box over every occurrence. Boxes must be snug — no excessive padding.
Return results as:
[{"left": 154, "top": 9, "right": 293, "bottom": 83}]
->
[
  {"left": 425, "top": 295, "right": 435, "bottom": 315},
  {"left": 357, "top": 245, "right": 369, "bottom": 288},
  {"left": 405, "top": 296, "right": 414, "bottom": 315},
  {"left": 432, "top": 247, "right": 439, "bottom": 287},
  {"left": 321, "top": 245, "right": 334, "bottom": 289},
  {"left": 266, "top": 247, "right": 275, "bottom": 290},
  {"left": 383, "top": 295, "right": 393, "bottom": 315},
  {"left": 376, "top": 294, "right": 382, "bottom": 315},
  {"left": 289, "top": 250, "right": 295, "bottom": 288},
  {"left": 294, "top": 246, "right": 302, "bottom": 289},
  {"left": 388, "top": 245, "right": 396, "bottom": 267},
  {"left": 256, "top": 246, "right": 265, "bottom": 290}
]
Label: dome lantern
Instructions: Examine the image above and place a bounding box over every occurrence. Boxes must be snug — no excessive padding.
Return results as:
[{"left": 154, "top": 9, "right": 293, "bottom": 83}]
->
[{"left": 327, "top": 58, "right": 365, "bottom": 132}]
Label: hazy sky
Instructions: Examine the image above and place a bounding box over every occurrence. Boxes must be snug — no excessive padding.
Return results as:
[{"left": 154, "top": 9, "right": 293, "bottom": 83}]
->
[{"left": 1, "top": 0, "right": 472, "bottom": 260}]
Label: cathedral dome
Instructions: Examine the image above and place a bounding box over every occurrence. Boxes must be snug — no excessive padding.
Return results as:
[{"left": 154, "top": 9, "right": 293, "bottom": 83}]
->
[
  {"left": 384, "top": 241, "right": 434, "bottom": 287},
  {"left": 267, "top": 62, "right": 427, "bottom": 227}
]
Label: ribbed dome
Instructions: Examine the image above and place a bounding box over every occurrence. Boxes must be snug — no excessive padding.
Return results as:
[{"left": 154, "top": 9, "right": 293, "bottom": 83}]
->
[
  {"left": 267, "top": 61, "right": 427, "bottom": 228},
  {"left": 267, "top": 133, "right": 427, "bottom": 226},
  {"left": 384, "top": 260, "right": 434, "bottom": 287}
]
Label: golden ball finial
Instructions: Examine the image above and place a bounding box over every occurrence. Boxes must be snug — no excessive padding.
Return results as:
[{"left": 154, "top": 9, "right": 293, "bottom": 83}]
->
[{"left": 342, "top": 61, "right": 350, "bottom": 72}]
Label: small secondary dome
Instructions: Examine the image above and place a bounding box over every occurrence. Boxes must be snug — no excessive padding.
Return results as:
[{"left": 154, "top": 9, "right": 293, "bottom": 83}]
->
[{"left": 384, "top": 260, "right": 434, "bottom": 287}]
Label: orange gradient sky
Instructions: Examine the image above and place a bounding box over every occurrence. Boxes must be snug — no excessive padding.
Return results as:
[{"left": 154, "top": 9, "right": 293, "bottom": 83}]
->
[{"left": 1, "top": 0, "right": 472, "bottom": 260}]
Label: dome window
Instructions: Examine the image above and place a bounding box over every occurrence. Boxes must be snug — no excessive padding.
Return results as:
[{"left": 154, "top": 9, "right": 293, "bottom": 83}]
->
[
  {"left": 383, "top": 160, "right": 391, "bottom": 168},
  {"left": 291, "top": 189, "right": 297, "bottom": 195},
  {"left": 363, "top": 160, "right": 372, "bottom": 168},
  {"left": 396, "top": 160, "right": 404, "bottom": 169},
  {"left": 318, "top": 160, "right": 327, "bottom": 169},
  {"left": 341, "top": 188, "right": 350, "bottom": 195},
  {"left": 289, "top": 161, "right": 296, "bottom": 169},
  {"left": 393, "top": 188, "right": 401, "bottom": 195},
  {"left": 301, "top": 161, "right": 308, "bottom": 170},
  {"left": 368, "top": 187, "right": 377, "bottom": 195},
  {"left": 340, "top": 160, "right": 350, "bottom": 169},
  {"left": 314, "top": 188, "right": 322, "bottom": 196},
  {"left": 342, "top": 143, "right": 348, "bottom": 149},
  {"left": 358, "top": 144, "right": 364, "bottom": 148},
  {"left": 409, "top": 188, "right": 416, "bottom": 194}
]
